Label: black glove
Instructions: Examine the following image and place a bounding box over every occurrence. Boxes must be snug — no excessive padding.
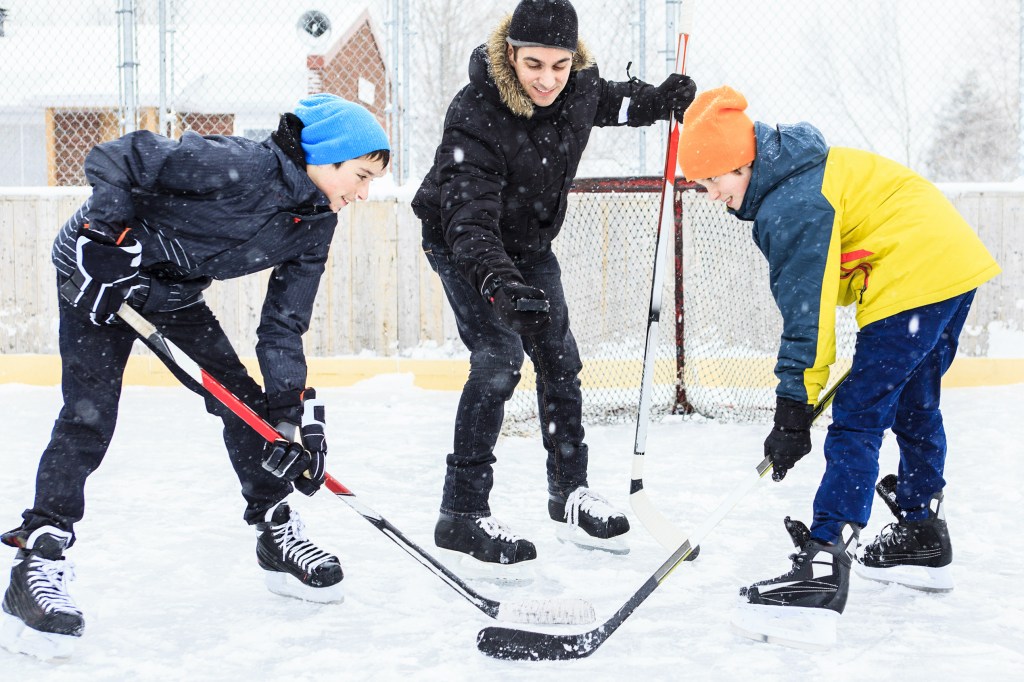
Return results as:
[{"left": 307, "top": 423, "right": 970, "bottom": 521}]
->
[
  {"left": 483, "top": 277, "right": 551, "bottom": 336},
  {"left": 653, "top": 73, "right": 697, "bottom": 120},
  {"left": 59, "top": 226, "right": 141, "bottom": 325},
  {"left": 262, "top": 388, "right": 327, "bottom": 496},
  {"left": 765, "top": 396, "right": 815, "bottom": 482}
]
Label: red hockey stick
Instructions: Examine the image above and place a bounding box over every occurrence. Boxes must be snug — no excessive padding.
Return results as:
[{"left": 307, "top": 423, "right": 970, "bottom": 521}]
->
[{"left": 116, "top": 303, "right": 593, "bottom": 626}]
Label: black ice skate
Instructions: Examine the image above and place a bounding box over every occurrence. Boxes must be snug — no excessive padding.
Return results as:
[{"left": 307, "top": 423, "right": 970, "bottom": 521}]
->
[
  {"left": 256, "top": 501, "right": 344, "bottom": 603},
  {"left": 0, "top": 526, "right": 84, "bottom": 660},
  {"left": 434, "top": 514, "right": 537, "bottom": 584},
  {"left": 854, "top": 474, "right": 954, "bottom": 592},
  {"left": 548, "top": 487, "right": 630, "bottom": 554},
  {"left": 730, "top": 517, "right": 858, "bottom": 650}
]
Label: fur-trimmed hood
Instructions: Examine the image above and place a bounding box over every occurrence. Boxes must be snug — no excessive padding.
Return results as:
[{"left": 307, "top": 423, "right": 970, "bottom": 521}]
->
[
  {"left": 413, "top": 19, "right": 673, "bottom": 294},
  {"left": 484, "top": 14, "right": 595, "bottom": 119}
]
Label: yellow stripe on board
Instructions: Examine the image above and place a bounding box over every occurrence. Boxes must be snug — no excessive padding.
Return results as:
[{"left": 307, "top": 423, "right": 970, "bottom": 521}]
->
[{"left": 1, "top": 355, "right": 1021, "bottom": 391}]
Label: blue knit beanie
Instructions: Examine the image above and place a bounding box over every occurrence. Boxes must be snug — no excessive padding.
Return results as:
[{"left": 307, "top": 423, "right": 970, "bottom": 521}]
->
[{"left": 294, "top": 94, "right": 390, "bottom": 166}]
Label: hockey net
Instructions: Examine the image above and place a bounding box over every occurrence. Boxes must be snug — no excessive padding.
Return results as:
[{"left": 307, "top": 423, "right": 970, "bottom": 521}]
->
[{"left": 503, "top": 177, "right": 857, "bottom": 431}]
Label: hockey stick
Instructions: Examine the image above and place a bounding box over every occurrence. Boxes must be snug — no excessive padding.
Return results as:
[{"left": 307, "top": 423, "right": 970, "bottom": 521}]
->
[
  {"left": 630, "top": 31, "right": 692, "bottom": 551},
  {"left": 478, "top": 371, "right": 849, "bottom": 660},
  {"left": 115, "top": 303, "right": 594, "bottom": 626}
]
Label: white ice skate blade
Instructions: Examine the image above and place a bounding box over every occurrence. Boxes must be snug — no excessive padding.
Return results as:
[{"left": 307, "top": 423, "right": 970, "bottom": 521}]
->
[
  {"left": 263, "top": 571, "right": 345, "bottom": 604},
  {"left": 853, "top": 561, "right": 954, "bottom": 592},
  {"left": 434, "top": 547, "right": 536, "bottom": 586},
  {"left": 553, "top": 522, "right": 630, "bottom": 555},
  {"left": 730, "top": 602, "right": 839, "bottom": 651},
  {"left": 0, "top": 610, "right": 78, "bottom": 661}
]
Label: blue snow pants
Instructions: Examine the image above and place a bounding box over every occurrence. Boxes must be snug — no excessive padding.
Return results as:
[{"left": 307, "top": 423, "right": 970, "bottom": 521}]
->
[
  {"left": 810, "top": 290, "right": 976, "bottom": 544},
  {"left": 423, "top": 242, "right": 588, "bottom": 516}
]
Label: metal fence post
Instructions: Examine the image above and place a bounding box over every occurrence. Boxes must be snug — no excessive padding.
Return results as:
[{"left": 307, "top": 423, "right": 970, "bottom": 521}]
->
[
  {"left": 401, "top": 0, "right": 411, "bottom": 185},
  {"left": 117, "top": 0, "right": 139, "bottom": 135},
  {"left": 1019, "top": 0, "right": 1024, "bottom": 178},
  {"left": 158, "top": 0, "right": 168, "bottom": 137}
]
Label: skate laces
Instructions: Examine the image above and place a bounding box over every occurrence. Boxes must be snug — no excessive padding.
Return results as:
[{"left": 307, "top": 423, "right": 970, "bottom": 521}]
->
[
  {"left": 270, "top": 508, "right": 334, "bottom": 573},
  {"left": 564, "top": 488, "right": 618, "bottom": 526},
  {"left": 875, "top": 521, "right": 909, "bottom": 548},
  {"left": 476, "top": 516, "right": 523, "bottom": 543},
  {"left": 25, "top": 554, "right": 80, "bottom": 615},
  {"left": 782, "top": 552, "right": 808, "bottom": 578}
]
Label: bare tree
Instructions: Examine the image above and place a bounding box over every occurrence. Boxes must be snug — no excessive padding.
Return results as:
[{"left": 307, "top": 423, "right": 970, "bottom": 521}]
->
[
  {"left": 408, "top": 0, "right": 507, "bottom": 176},
  {"left": 803, "top": 1, "right": 921, "bottom": 166}
]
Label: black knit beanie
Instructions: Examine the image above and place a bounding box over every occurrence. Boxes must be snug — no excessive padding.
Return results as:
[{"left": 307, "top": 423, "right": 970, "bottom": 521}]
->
[{"left": 506, "top": 0, "right": 578, "bottom": 52}]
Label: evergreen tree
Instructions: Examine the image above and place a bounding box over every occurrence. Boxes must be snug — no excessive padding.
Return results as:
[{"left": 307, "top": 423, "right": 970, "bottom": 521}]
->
[{"left": 926, "top": 70, "right": 1019, "bottom": 182}]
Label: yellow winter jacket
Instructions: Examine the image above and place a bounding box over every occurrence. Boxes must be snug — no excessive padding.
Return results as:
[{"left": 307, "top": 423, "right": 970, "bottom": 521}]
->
[{"left": 734, "top": 122, "right": 1001, "bottom": 404}]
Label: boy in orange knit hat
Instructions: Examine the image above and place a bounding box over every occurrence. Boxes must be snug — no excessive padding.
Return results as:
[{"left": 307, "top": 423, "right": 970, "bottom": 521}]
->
[{"left": 678, "top": 86, "right": 1000, "bottom": 648}]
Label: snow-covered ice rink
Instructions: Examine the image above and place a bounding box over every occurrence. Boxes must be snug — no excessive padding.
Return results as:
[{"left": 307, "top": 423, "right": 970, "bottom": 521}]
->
[{"left": 1, "top": 376, "right": 1021, "bottom": 680}]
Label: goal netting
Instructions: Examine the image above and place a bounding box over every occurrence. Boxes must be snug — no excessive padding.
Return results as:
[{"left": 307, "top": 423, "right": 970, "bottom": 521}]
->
[
  {"left": 503, "top": 178, "right": 857, "bottom": 431},
  {"left": 679, "top": 191, "right": 856, "bottom": 422}
]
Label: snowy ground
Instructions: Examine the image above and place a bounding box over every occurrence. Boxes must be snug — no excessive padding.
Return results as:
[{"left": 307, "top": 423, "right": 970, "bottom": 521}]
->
[{"left": 1, "top": 376, "right": 1022, "bottom": 681}]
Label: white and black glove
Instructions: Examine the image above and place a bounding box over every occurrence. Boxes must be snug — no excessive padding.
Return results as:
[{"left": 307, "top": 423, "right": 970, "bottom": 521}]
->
[
  {"left": 262, "top": 388, "right": 327, "bottom": 496},
  {"left": 59, "top": 225, "right": 142, "bottom": 325}
]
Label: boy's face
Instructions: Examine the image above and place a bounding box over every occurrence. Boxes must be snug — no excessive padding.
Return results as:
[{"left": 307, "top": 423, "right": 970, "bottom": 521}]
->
[
  {"left": 506, "top": 44, "right": 573, "bottom": 107},
  {"left": 307, "top": 156, "right": 388, "bottom": 212},
  {"left": 694, "top": 163, "right": 753, "bottom": 211}
]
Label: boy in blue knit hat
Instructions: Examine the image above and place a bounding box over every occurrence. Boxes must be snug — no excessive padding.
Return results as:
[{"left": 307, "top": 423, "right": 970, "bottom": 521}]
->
[{"left": 0, "top": 94, "right": 388, "bottom": 659}]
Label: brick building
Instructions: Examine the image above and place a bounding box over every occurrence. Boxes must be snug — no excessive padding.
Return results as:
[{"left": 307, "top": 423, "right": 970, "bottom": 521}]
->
[{"left": 0, "top": 3, "right": 388, "bottom": 186}]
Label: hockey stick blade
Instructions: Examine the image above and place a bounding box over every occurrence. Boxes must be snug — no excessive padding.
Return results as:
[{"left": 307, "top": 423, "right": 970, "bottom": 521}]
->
[
  {"left": 631, "top": 367, "right": 850, "bottom": 551},
  {"left": 481, "top": 434, "right": 778, "bottom": 659},
  {"left": 115, "top": 303, "right": 594, "bottom": 626},
  {"left": 477, "top": 371, "right": 848, "bottom": 661},
  {"left": 477, "top": 573, "right": 662, "bottom": 660}
]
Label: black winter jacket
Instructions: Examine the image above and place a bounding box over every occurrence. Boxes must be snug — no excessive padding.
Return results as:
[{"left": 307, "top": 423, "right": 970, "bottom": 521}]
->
[
  {"left": 411, "top": 16, "right": 674, "bottom": 294},
  {"left": 52, "top": 115, "right": 336, "bottom": 403}
]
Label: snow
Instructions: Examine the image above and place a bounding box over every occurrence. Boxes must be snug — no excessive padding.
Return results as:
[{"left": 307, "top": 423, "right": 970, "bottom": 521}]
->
[{"left": 2, "top": 375, "right": 1023, "bottom": 679}]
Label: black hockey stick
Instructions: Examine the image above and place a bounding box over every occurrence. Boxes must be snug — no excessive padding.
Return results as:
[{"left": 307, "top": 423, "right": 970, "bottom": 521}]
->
[
  {"left": 115, "top": 303, "right": 594, "bottom": 626},
  {"left": 477, "top": 371, "right": 849, "bottom": 660}
]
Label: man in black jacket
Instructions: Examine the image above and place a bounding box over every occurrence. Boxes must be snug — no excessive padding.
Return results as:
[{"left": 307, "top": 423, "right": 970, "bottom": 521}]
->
[
  {"left": 412, "top": 0, "right": 695, "bottom": 576},
  {"left": 0, "top": 94, "right": 388, "bottom": 659}
]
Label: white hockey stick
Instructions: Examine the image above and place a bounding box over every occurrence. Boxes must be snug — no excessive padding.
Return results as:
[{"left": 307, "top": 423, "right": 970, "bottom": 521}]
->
[
  {"left": 629, "top": 29, "right": 691, "bottom": 550},
  {"left": 478, "top": 371, "right": 850, "bottom": 660}
]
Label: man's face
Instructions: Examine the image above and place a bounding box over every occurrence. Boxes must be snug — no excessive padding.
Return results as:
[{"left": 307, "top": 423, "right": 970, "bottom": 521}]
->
[
  {"left": 506, "top": 44, "right": 573, "bottom": 107},
  {"left": 694, "top": 163, "right": 753, "bottom": 211},
  {"left": 307, "top": 156, "right": 388, "bottom": 212}
]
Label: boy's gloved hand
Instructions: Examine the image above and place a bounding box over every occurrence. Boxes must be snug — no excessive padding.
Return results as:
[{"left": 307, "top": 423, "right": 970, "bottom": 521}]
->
[
  {"left": 484, "top": 278, "right": 551, "bottom": 336},
  {"left": 262, "top": 388, "right": 327, "bottom": 496},
  {"left": 765, "top": 397, "right": 815, "bottom": 481},
  {"left": 59, "top": 225, "right": 141, "bottom": 325}
]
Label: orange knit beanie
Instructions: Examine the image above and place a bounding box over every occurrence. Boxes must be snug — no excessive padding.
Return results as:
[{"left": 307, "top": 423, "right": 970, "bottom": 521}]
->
[{"left": 678, "top": 85, "right": 756, "bottom": 180}]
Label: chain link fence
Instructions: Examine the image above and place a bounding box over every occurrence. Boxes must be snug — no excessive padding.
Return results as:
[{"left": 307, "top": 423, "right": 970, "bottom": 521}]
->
[
  {"left": 2, "top": 0, "right": 1020, "bottom": 187},
  {"left": 0, "top": 0, "right": 390, "bottom": 184}
]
